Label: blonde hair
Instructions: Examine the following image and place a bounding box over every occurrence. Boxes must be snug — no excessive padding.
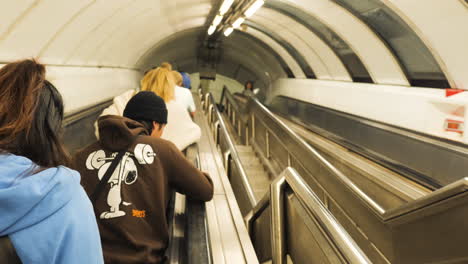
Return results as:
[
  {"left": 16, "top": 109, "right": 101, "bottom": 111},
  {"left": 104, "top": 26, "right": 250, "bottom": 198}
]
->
[
  {"left": 172, "top": 71, "right": 183, "bottom": 86},
  {"left": 160, "top": 62, "right": 172, "bottom": 71},
  {"left": 140, "top": 67, "right": 175, "bottom": 102}
]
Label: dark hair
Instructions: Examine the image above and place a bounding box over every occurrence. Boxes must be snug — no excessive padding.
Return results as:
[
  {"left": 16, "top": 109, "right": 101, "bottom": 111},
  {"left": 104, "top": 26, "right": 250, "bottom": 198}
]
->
[
  {"left": 245, "top": 80, "right": 254, "bottom": 90},
  {"left": 0, "top": 59, "right": 70, "bottom": 167},
  {"left": 135, "top": 120, "right": 154, "bottom": 135},
  {"left": 133, "top": 120, "right": 164, "bottom": 136}
]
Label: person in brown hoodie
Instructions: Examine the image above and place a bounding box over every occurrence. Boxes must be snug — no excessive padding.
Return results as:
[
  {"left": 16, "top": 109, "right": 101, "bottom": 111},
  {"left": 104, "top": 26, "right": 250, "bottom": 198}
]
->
[{"left": 72, "top": 91, "right": 214, "bottom": 264}]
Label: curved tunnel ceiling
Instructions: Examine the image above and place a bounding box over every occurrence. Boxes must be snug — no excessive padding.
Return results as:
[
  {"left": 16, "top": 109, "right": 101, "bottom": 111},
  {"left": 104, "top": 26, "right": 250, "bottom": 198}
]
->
[
  {"left": 0, "top": 0, "right": 466, "bottom": 89},
  {"left": 139, "top": 27, "right": 289, "bottom": 89}
]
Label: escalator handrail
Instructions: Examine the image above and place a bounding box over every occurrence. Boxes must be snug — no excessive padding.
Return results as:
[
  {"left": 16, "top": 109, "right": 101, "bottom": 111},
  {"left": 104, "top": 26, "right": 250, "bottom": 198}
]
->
[
  {"left": 166, "top": 144, "right": 212, "bottom": 264},
  {"left": 221, "top": 86, "right": 249, "bottom": 123},
  {"left": 202, "top": 92, "right": 257, "bottom": 208},
  {"left": 245, "top": 167, "right": 372, "bottom": 264},
  {"left": 222, "top": 87, "right": 468, "bottom": 222},
  {"left": 221, "top": 87, "right": 386, "bottom": 215}
]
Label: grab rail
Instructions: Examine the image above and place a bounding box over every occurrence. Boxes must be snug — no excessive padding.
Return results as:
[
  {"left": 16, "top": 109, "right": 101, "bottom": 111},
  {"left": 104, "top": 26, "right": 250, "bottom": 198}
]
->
[
  {"left": 201, "top": 92, "right": 258, "bottom": 208},
  {"left": 245, "top": 167, "right": 371, "bottom": 264},
  {"left": 167, "top": 144, "right": 211, "bottom": 264}
]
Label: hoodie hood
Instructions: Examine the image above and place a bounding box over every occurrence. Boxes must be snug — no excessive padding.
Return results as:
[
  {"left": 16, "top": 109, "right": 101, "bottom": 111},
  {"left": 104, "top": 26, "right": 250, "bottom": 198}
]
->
[
  {"left": 0, "top": 154, "right": 80, "bottom": 236},
  {"left": 98, "top": 115, "right": 148, "bottom": 151}
]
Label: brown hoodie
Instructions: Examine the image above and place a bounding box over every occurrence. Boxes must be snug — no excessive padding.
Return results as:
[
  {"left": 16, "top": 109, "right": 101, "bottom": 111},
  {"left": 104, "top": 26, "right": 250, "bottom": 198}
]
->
[{"left": 72, "top": 115, "right": 213, "bottom": 264}]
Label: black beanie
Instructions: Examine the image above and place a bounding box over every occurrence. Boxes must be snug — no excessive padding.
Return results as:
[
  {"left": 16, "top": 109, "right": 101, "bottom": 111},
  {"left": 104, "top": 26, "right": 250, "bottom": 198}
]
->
[{"left": 123, "top": 91, "right": 168, "bottom": 124}]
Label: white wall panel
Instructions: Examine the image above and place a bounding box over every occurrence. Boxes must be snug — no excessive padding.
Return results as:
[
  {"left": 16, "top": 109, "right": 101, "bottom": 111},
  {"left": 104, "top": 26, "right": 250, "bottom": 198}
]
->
[
  {"left": 100, "top": 6, "right": 209, "bottom": 66},
  {"left": 253, "top": 8, "right": 351, "bottom": 81},
  {"left": 383, "top": 0, "right": 468, "bottom": 89},
  {"left": 45, "top": 66, "right": 141, "bottom": 114},
  {"left": 245, "top": 27, "right": 305, "bottom": 78},
  {"left": 251, "top": 12, "right": 331, "bottom": 80},
  {"left": 66, "top": 0, "right": 154, "bottom": 65},
  {"left": 39, "top": 0, "right": 133, "bottom": 64},
  {"left": 270, "top": 79, "right": 468, "bottom": 143},
  {"left": 290, "top": 0, "right": 409, "bottom": 85},
  {"left": 0, "top": 0, "right": 93, "bottom": 61},
  {"left": 0, "top": 0, "right": 36, "bottom": 37},
  {"left": 128, "top": 18, "right": 207, "bottom": 66}
]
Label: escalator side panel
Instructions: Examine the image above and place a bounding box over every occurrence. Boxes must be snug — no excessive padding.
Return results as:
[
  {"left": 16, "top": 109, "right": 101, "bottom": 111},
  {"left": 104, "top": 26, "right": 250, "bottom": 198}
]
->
[
  {"left": 229, "top": 159, "right": 255, "bottom": 216},
  {"left": 251, "top": 207, "right": 272, "bottom": 263},
  {"left": 318, "top": 150, "right": 409, "bottom": 209},
  {"left": 254, "top": 118, "right": 268, "bottom": 156},
  {"left": 391, "top": 193, "right": 468, "bottom": 264},
  {"left": 286, "top": 194, "right": 338, "bottom": 264},
  {"left": 268, "top": 131, "right": 290, "bottom": 169},
  {"left": 289, "top": 151, "right": 395, "bottom": 261},
  {"left": 289, "top": 159, "right": 326, "bottom": 206},
  {"left": 328, "top": 198, "right": 390, "bottom": 264}
]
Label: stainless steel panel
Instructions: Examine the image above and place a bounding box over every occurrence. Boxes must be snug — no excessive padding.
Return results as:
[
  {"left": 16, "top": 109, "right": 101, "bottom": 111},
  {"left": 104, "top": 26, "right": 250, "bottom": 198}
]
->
[
  {"left": 252, "top": 207, "right": 273, "bottom": 263},
  {"left": 286, "top": 194, "right": 337, "bottom": 264},
  {"left": 63, "top": 99, "right": 112, "bottom": 154},
  {"left": 328, "top": 198, "right": 390, "bottom": 264},
  {"left": 290, "top": 158, "right": 325, "bottom": 204},
  {"left": 391, "top": 193, "right": 468, "bottom": 263},
  {"left": 230, "top": 159, "right": 256, "bottom": 216},
  {"left": 268, "top": 133, "right": 289, "bottom": 169},
  {"left": 254, "top": 119, "right": 268, "bottom": 157}
]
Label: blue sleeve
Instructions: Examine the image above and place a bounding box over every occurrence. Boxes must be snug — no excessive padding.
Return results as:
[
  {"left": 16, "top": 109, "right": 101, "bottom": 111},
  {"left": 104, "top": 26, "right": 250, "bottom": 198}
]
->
[{"left": 11, "top": 187, "right": 104, "bottom": 264}]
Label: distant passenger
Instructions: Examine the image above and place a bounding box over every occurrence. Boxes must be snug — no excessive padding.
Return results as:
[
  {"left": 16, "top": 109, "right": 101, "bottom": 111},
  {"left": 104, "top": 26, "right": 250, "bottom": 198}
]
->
[
  {"left": 180, "top": 72, "right": 192, "bottom": 89},
  {"left": 141, "top": 67, "right": 200, "bottom": 149},
  {"left": 242, "top": 80, "right": 255, "bottom": 96},
  {"left": 72, "top": 92, "right": 214, "bottom": 264},
  {"left": 0, "top": 59, "right": 103, "bottom": 263},
  {"left": 172, "top": 70, "right": 196, "bottom": 117}
]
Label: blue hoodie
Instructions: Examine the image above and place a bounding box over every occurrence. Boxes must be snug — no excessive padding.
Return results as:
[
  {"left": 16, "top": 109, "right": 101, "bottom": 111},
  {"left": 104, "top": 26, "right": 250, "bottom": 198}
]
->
[
  {"left": 0, "top": 154, "right": 104, "bottom": 264},
  {"left": 181, "top": 72, "right": 191, "bottom": 89}
]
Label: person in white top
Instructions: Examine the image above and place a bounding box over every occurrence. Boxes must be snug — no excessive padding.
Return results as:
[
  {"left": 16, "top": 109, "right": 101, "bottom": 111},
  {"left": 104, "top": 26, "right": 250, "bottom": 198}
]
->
[
  {"left": 94, "top": 89, "right": 136, "bottom": 138},
  {"left": 94, "top": 65, "right": 200, "bottom": 150},
  {"left": 172, "top": 71, "right": 196, "bottom": 117}
]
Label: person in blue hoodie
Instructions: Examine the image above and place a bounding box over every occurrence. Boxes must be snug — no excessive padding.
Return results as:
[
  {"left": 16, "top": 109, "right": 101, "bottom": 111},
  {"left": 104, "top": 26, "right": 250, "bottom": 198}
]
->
[
  {"left": 180, "top": 72, "right": 191, "bottom": 89},
  {"left": 0, "top": 59, "right": 104, "bottom": 264}
]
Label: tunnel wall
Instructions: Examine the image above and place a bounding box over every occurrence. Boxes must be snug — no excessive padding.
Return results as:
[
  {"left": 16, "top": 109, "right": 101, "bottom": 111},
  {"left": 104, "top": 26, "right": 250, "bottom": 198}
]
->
[{"left": 269, "top": 79, "right": 468, "bottom": 143}]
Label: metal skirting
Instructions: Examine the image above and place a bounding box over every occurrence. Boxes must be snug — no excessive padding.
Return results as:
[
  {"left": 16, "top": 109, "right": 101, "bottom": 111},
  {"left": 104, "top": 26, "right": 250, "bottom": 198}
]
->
[{"left": 63, "top": 99, "right": 112, "bottom": 154}]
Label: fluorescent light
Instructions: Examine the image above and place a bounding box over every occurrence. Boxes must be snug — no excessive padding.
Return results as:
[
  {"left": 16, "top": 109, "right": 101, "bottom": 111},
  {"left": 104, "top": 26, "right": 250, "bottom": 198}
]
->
[
  {"left": 213, "top": 15, "right": 223, "bottom": 26},
  {"left": 232, "top": 17, "right": 245, "bottom": 29},
  {"left": 219, "top": 0, "right": 234, "bottom": 15},
  {"left": 208, "top": 25, "right": 216, "bottom": 35},
  {"left": 224, "top": 27, "right": 234, "bottom": 37},
  {"left": 245, "top": 0, "right": 264, "bottom": 18}
]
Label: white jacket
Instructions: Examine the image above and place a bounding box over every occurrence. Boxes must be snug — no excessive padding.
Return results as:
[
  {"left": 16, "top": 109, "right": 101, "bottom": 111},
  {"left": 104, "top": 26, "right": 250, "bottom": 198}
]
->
[
  {"left": 94, "top": 89, "right": 201, "bottom": 150},
  {"left": 163, "top": 101, "right": 201, "bottom": 150},
  {"left": 94, "top": 89, "right": 136, "bottom": 138}
]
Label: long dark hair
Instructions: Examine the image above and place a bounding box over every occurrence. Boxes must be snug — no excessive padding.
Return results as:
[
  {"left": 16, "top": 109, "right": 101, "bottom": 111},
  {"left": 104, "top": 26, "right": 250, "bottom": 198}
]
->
[{"left": 0, "top": 59, "right": 70, "bottom": 167}]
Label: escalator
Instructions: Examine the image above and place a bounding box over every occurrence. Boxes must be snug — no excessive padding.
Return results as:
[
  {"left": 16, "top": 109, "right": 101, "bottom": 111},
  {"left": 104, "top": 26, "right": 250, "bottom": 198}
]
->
[
  {"left": 204, "top": 87, "right": 468, "bottom": 264},
  {"left": 201, "top": 90, "right": 372, "bottom": 263},
  {"left": 62, "top": 85, "right": 468, "bottom": 264}
]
